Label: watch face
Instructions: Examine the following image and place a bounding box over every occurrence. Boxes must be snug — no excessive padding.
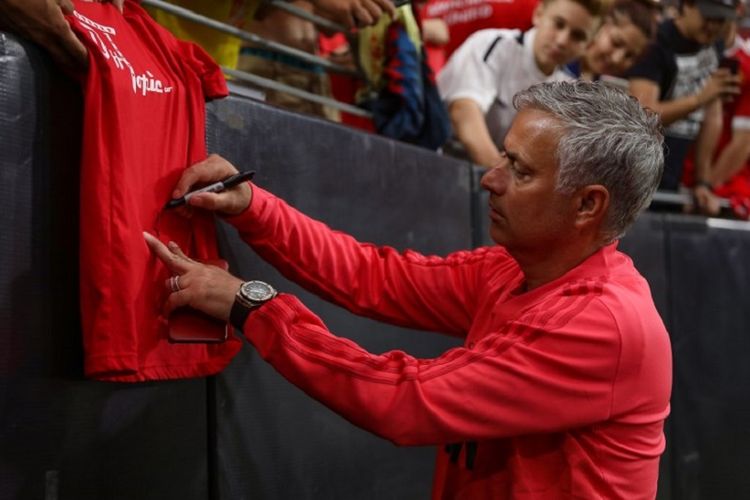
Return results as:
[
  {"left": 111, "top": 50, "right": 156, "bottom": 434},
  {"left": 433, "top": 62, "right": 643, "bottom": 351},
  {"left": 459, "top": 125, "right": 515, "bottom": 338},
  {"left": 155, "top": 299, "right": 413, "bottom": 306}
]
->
[{"left": 241, "top": 280, "right": 276, "bottom": 302}]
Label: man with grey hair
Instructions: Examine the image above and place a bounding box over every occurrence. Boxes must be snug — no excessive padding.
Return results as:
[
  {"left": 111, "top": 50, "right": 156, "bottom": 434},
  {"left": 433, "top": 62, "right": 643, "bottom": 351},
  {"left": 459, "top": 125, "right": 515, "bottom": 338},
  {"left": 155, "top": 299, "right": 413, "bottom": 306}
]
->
[{"left": 145, "top": 81, "right": 672, "bottom": 499}]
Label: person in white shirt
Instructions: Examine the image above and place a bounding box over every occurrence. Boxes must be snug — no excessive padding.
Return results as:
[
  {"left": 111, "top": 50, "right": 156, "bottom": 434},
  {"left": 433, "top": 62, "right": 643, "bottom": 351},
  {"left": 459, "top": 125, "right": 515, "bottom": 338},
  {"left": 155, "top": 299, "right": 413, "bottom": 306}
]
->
[{"left": 438, "top": 0, "right": 606, "bottom": 168}]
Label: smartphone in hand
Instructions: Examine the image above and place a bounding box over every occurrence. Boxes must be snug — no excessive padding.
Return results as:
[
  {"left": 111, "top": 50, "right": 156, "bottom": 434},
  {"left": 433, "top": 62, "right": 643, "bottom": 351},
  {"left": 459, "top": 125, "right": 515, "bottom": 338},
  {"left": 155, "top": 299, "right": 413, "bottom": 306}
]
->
[{"left": 719, "top": 56, "right": 740, "bottom": 75}]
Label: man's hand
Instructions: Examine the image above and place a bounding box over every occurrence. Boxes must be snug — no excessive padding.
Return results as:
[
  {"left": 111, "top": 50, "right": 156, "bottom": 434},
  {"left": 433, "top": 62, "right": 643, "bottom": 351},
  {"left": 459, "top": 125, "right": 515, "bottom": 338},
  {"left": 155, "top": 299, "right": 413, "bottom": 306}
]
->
[
  {"left": 696, "top": 69, "right": 741, "bottom": 107},
  {"left": 693, "top": 184, "right": 722, "bottom": 216},
  {"left": 144, "top": 232, "right": 243, "bottom": 321},
  {"left": 0, "top": 0, "right": 125, "bottom": 73},
  {"left": 0, "top": 0, "right": 87, "bottom": 72},
  {"left": 172, "top": 154, "right": 253, "bottom": 216},
  {"left": 312, "top": 0, "right": 396, "bottom": 29}
]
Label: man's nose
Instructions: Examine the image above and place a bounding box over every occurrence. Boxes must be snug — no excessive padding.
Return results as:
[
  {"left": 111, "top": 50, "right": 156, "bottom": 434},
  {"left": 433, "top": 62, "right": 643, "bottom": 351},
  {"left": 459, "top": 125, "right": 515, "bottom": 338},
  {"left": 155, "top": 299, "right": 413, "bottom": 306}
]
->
[
  {"left": 480, "top": 163, "right": 509, "bottom": 194},
  {"left": 555, "top": 29, "right": 572, "bottom": 49},
  {"left": 610, "top": 48, "right": 625, "bottom": 65}
]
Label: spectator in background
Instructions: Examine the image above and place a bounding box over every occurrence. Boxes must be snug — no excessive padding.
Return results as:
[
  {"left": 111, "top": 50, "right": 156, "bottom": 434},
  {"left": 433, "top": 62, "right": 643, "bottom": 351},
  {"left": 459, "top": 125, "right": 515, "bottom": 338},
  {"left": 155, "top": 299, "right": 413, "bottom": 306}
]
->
[
  {"left": 708, "top": 36, "right": 750, "bottom": 217},
  {"left": 624, "top": 0, "right": 740, "bottom": 214},
  {"left": 567, "top": 0, "right": 660, "bottom": 83},
  {"left": 684, "top": 11, "right": 750, "bottom": 218},
  {"left": 420, "top": 0, "right": 658, "bottom": 78},
  {"left": 145, "top": 0, "right": 258, "bottom": 69},
  {"left": 437, "top": 0, "right": 605, "bottom": 168},
  {"left": 148, "top": 0, "right": 396, "bottom": 70},
  {"left": 237, "top": 1, "right": 340, "bottom": 120},
  {"left": 0, "top": 0, "right": 123, "bottom": 72}
]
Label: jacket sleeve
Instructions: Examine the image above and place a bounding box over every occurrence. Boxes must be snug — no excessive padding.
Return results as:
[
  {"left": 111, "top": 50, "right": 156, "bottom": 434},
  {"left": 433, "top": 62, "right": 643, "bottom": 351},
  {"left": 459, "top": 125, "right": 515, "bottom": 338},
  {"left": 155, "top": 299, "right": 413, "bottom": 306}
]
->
[
  {"left": 244, "top": 293, "right": 628, "bottom": 446},
  {"left": 226, "top": 186, "right": 495, "bottom": 336}
]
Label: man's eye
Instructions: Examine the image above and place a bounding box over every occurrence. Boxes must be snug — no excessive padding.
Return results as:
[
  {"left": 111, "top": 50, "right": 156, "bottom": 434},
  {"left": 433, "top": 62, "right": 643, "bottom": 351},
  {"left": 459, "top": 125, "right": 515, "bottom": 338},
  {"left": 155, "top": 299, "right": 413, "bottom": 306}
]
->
[{"left": 572, "top": 30, "right": 588, "bottom": 43}]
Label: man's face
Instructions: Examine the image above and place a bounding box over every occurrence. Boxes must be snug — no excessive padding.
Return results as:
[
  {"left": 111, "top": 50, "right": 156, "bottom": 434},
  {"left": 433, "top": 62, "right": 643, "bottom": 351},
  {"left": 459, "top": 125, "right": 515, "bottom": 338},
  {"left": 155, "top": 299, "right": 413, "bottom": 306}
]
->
[
  {"left": 681, "top": 4, "right": 730, "bottom": 45},
  {"left": 532, "top": 0, "right": 599, "bottom": 74},
  {"left": 585, "top": 17, "right": 649, "bottom": 76},
  {"left": 480, "top": 109, "right": 579, "bottom": 255}
]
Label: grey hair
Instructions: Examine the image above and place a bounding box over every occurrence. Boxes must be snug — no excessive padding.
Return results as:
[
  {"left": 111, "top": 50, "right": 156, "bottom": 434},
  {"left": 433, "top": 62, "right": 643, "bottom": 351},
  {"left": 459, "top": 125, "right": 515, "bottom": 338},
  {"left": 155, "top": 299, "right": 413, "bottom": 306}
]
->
[{"left": 513, "top": 81, "right": 663, "bottom": 242}]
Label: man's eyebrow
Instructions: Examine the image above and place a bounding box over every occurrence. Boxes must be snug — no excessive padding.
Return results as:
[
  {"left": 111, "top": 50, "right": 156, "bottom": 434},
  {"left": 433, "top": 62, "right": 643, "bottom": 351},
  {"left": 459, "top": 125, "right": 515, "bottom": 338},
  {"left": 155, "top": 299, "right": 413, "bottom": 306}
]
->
[{"left": 504, "top": 149, "right": 525, "bottom": 166}]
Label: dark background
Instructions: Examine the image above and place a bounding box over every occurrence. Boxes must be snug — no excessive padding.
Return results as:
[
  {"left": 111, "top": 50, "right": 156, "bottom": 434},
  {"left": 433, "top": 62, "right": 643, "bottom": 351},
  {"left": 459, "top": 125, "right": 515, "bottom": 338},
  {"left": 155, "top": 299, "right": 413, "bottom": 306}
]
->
[{"left": 3, "top": 33, "right": 750, "bottom": 499}]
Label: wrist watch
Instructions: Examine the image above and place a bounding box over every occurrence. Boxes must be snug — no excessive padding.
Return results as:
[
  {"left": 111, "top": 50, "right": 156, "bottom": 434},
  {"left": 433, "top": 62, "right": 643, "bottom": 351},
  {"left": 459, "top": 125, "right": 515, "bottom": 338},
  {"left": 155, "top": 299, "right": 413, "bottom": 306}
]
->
[{"left": 230, "top": 280, "right": 277, "bottom": 331}]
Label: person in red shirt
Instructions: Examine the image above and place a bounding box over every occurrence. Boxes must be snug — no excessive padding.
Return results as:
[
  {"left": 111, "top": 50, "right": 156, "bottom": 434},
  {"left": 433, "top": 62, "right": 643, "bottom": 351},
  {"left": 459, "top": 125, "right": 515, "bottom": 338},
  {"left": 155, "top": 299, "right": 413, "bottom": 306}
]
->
[
  {"left": 145, "top": 81, "right": 671, "bottom": 499},
  {"left": 705, "top": 35, "right": 750, "bottom": 214}
]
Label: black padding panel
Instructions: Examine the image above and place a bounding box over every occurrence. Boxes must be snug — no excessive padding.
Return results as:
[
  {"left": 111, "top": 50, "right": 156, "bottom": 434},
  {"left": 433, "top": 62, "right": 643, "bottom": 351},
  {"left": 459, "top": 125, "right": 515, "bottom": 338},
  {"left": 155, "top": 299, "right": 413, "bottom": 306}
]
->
[
  {"left": 664, "top": 215, "right": 750, "bottom": 500},
  {"left": 0, "top": 33, "right": 208, "bottom": 500},
  {"left": 207, "top": 97, "right": 470, "bottom": 499}
]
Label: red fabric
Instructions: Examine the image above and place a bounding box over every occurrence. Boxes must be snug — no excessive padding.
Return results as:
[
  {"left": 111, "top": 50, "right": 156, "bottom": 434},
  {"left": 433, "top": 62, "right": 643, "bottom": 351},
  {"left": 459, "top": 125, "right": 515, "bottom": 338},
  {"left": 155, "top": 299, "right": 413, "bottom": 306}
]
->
[
  {"left": 69, "top": 0, "right": 241, "bottom": 381},
  {"left": 229, "top": 186, "right": 672, "bottom": 499},
  {"left": 419, "top": 0, "right": 538, "bottom": 72}
]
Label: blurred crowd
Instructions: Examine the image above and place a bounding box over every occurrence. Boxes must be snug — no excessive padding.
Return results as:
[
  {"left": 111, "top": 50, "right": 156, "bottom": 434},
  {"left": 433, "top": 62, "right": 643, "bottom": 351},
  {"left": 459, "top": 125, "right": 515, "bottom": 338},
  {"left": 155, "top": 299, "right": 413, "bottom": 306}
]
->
[{"left": 3, "top": 0, "right": 750, "bottom": 218}]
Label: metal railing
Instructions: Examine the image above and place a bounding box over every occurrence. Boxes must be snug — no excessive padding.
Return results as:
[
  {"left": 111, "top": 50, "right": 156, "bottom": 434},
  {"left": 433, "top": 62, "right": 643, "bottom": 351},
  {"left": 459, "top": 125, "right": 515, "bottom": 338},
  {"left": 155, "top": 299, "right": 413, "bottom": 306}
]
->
[
  {"left": 140, "top": 0, "right": 374, "bottom": 118},
  {"left": 141, "top": 0, "right": 358, "bottom": 76},
  {"left": 651, "top": 190, "right": 731, "bottom": 209}
]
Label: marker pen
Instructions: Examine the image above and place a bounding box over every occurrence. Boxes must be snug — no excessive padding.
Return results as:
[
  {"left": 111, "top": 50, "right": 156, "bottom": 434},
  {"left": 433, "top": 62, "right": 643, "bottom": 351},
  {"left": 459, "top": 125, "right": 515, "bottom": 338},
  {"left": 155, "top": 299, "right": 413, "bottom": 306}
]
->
[{"left": 165, "top": 170, "right": 255, "bottom": 209}]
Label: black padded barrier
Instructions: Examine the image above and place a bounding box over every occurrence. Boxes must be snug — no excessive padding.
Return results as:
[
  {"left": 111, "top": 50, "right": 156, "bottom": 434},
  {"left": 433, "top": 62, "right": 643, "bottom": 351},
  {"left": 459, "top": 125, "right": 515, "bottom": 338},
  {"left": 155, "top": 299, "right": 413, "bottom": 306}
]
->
[
  {"left": 5, "top": 28, "right": 750, "bottom": 500},
  {"left": 0, "top": 34, "right": 209, "bottom": 500},
  {"left": 206, "top": 97, "right": 470, "bottom": 499},
  {"left": 664, "top": 215, "right": 750, "bottom": 500}
]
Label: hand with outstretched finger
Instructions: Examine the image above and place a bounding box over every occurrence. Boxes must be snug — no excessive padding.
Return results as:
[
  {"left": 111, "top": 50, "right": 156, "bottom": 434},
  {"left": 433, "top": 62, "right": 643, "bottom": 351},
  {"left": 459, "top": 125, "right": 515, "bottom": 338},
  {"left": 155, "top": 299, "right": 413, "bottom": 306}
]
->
[{"left": 143, "top": 232, "right": 243, "bottom": 322}]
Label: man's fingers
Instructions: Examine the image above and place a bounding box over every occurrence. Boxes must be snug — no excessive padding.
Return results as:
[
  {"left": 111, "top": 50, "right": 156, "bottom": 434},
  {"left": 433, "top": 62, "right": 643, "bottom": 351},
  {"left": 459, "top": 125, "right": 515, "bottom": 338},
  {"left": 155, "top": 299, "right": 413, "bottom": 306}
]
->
[
  {"left": 167, "top": 240, "right": 195, "bottom": 263},
  {"left": 363, "top": 0, "right": 391, "bottom": 21},
  {"left": 373, "top": 0, "right": 396, "bottom": 18},
  {"left": 144, "top": 232, "right": 176, "bottom": 267},
  {"left": 38, "top": 8, "right": 89, "bottom": 72},
  {"left": 143, "top": 232, "right": 193, "bottom": 274},
  {"left": 58, "top": 0, "right": 75, "bottom": 15},
  {"left": 173, "top": 154, "right": 238, "bottom": 198},
  {"left": 187, "top": 192, "right": 223, "bottom": 210},
  {"left": 353, "top": 5, "right": 374, "bottom": 26},
  {"left": 361, "top": 0, "right": 384, "bottom": 23},
  {"left": 164, "top": 290, "right": 191, "bottom": 316}
]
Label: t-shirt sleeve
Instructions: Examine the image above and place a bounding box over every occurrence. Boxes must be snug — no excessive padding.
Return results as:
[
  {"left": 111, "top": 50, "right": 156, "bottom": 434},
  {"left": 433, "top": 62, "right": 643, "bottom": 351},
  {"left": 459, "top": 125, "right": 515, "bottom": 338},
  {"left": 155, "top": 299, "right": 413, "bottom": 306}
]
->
[
  {"left": 226, "top": 186, "right": 493, "bottom": 336},
  {"left": 174, "top": 39, "right": 229, "bottom": 100},
  {"left": 732, "top": 92, "right": 750, "bottom": 130},
  {"left": 437, "top": 30, "right": 506, "bottom": 113},
  {"left": 623, "top": 42, "right": 669, "bottom": 87},
  {"left": 241, "top": 292, "right": 626, "bottom": 445}
]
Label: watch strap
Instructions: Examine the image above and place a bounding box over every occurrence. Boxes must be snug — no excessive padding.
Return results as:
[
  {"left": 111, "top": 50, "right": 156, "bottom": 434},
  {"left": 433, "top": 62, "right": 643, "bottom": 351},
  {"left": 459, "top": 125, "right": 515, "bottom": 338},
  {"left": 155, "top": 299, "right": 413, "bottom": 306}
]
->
[{"left": 229, "top": 298, "right": 253, "bottom": 331}]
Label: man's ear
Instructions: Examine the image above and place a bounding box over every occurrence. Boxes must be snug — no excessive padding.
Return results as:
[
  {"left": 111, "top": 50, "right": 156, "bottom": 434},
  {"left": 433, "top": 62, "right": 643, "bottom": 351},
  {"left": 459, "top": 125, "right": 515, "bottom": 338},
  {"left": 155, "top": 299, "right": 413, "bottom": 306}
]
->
[{"left": 574, "top": 184, "right": 609, "bottom": 229}]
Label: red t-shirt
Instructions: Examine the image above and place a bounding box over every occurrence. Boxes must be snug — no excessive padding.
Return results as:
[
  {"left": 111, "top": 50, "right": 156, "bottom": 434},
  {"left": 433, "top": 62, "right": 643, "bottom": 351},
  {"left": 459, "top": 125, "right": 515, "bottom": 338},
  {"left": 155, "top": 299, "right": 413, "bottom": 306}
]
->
[
  {"left": 68, "top": 0, "right": 241, "bottom": 381},
  {"left": 229, "top": 186, "right": 672, "bottom": 499},
  {"left": 419, "top": 0, "right": 538, "bottom": 72}
]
